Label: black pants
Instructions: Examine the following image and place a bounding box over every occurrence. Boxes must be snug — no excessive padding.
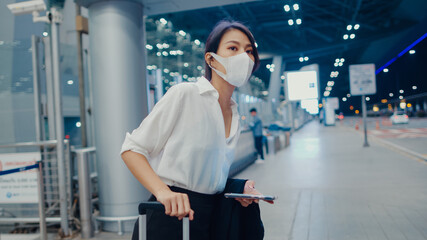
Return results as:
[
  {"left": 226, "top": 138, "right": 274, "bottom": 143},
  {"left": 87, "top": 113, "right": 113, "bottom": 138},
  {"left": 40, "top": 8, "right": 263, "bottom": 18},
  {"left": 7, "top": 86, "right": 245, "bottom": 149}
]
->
[
  {"left": 255, "top": 136, "right": 264, "bottom": 160},
  {"left": 132, "top": 186, "right": 219, "bottom": 240}
]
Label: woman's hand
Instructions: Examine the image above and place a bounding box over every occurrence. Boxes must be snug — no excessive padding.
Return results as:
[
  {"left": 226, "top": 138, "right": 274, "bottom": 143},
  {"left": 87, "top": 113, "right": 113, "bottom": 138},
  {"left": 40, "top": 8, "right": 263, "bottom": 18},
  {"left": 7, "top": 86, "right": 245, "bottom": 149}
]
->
[
  {"left": 155, "top": 189, "right": 194, "bottom": 221},
  {"left": 235, "top": 180, "right": 274, "bottom": 207}
]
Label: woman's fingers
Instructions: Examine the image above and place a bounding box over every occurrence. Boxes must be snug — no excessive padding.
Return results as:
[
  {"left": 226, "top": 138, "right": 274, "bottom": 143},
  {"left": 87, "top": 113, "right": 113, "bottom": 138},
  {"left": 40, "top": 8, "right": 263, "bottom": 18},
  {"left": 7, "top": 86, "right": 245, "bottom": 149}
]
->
[{"left": 158, "top": 191, "right": 194, "bottom": 220}]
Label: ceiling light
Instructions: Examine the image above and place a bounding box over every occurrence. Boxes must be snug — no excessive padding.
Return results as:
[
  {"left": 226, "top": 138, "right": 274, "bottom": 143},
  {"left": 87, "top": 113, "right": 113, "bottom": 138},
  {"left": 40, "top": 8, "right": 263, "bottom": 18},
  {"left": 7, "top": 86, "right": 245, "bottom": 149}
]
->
[
  {"left": 347, "top": 93, "right": 351, "bottom": 97},
  {"left": 293, "top": 3, "right": 299, "bottom": 11},
  {"left": 383, "top": 68, "right": 389, "bottom": 73},
  {"left": 159, "top": 18, "right": 167, "bottom": 25},
  {"left": 146, "top": 44, "right": 153, "bottom": 50},
  {"left": 194, "top": 39, "right": 201, "bottom": 45},
  {"left": 284, "top": 4, "right": 290, "bottom": 12},
  {"left": 347, "top": 25, "right": 352, "bottom": 31},
  {"left": 296, "top": 18, "right": 302, "bottom": 25},
  {"left": 409, "top": 49, "right": 415, "bottom": 54},
  {"left": 342, "top": 97, "right": 347, "bottom": 101},
  {"left": 67, "top": 80, "right": 73, "bottom": 85},
  {"left": 340, "top": 58, "right": 345, "bottom": 62},
  {"left": 412, "top": 86, "right": 417, "bottom": 90},
  {"left": 178, "top": 30, "right": 186, "bottom": 36},
  {"left": 399, "top": 96, "right": 403, "bottom": 99},
  {"left": 43, "top": 32, "right": 48, "bottom": 36},
  {"left": 350, "top": 33, "right": 355, "bottom": 39},
  {"left": 288, "top": 19, "right": 294, "bottom": 26},
  {"left": 338, "top": 62, "right": 343, "bottom": 66},
  {"left": 299, "top": 57, "right": 304, "bottom": 62},
  {"left": 354, "top": 24, "right": 360, "bottom": 30},
  {"left": 326, "top": 86, "right": 332, "bottom": 91},
  {"left": 365, "top": 97, "right": 370, "bottom": 101},
  {"left": 183, "top": 63, "right": 189, "bottom": 67},
  {"left": 389, "top": 93, "right": 393, "bottom": 97},
  {"left": 304, "top": 56, "right": 309, "bottom": 61},
  {"left": 335, "top": 58, "right": 340, "bottom": 63},
  {"left": 324, "top": 91, "right": 330, "bottom": 97},
  {"left": 399, "top": 89, "right": 404, "bottom": 94},
  {"left": 334, "top": 63, "right": 338, "bottom": 67},
  {"left": 343, "top": 34, "right": 349, "bottom": 40}
]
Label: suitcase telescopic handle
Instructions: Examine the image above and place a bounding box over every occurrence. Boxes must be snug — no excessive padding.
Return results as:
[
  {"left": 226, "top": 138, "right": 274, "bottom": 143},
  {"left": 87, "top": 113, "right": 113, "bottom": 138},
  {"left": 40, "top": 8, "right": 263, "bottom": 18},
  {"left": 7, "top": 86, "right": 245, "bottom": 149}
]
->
[{"left": 138, "top": 202, "right": 165, "bottom": 215}]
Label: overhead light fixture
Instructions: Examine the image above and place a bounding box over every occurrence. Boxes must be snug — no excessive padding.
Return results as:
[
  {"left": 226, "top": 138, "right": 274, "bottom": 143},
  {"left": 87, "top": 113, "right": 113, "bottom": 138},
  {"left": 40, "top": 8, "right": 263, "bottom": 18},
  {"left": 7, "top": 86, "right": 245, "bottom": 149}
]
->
[
  {"left": 284, "top": 4, "right": 290, "bottom": 12},
  {"left": 178, "top": 30, "right": 186, "bottom": 37},
  {"left": 43, "top": 32, "right": 48, "bottom": 36},
  {"left": 296, "top": 18, "right": 302, "bottom": 25},
  {"left": 343, "top": 34, "right": 349, "bottom": 40},
  {"left": 347, "top": 93, "right": 351, "bottom": 98},
  {"left": 399, "top": 89, "right": 404, "bottom": 93},
  {"left": 304, "top": 56, "right": 309, "bottom": 61},
  {"left": 389, "top": 93, "right": 393, "bottom": 97},
  {"left": 365, "top": 97, "right": 370, "bottom": 101},
  {"left": 342, "top": 97, "right": 347, "bottom": 101},
  {"left": 194, "top": 39, "right": 201, "bottom": 45},
  {"left": 347, "top": 25, "right": 352, "bottom": 31},
  {"left": 350, "top": 33, "right": 355, "bottom": 39},
  {"left": 340, "top": 58, "right": 345, "bottom": 62},
  {"left": 412, "top": 86, "right": 417, "bottom": 90},
  {"left": 354, "top": 24, "right": 360, "bottom": 30},
  {"left": 338, "top": 62, "right": 343, "bottom": 66},
  {"left": 409, "top": 49, "right": 415, "bottom": 54},
  {"left": 335, "top": 58, "right": 340, "bottom": 63},
  {"left": 159, "top": 18, "right": 168, "bottom": 25},
  {"left": 293, "top": 3, "right": 299, "bottom": 11},
  {"left": 67, "top": 80, "right": 74, "bottom": 85},
  {"left": 288, "top": 19, "right": 294, "bottom": 26},
  {"left": 383, "top": 68, "right": 389, "bottom": 73},
  {"left": 334, "top": 63, "right": 338, "bottom": 67},
  {"left": 399, "top": 96, "right": 403, "bottom": 99},
  {"left": 299, "top": 57, "right": 304, "bottom": 62}
]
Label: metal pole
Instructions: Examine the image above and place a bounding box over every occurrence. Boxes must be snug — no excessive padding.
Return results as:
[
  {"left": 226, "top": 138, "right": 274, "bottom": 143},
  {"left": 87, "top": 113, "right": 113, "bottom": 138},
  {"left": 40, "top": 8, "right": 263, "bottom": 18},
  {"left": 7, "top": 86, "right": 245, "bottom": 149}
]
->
[
  {"left": 76, "top": 3, "right": 88, "bottom": 148},
  {"left": 362, "top": 95, "right": 369, "bottom": 147},
  {"left": 31, "top": 35, "right": 43, "bottom": 142},
  {"left": 77, "top": 150, "right": 94, "bottom": 238},
  {"left": 42, "top": 37, "right": 56, "bottom": 140},
  {"left": 51, "top": 7, "right": 70, "bottom": 236},
  {"left": 37, "top": 161, "right": 47, "bottom": 240}
]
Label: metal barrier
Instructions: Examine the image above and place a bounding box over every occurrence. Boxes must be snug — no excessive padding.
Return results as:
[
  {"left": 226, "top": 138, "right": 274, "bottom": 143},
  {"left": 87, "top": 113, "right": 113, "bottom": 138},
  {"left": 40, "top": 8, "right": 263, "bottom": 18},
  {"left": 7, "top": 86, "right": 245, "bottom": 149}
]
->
[
  {"left": 72, "top": 146, "right": 97, "bottom": 239},
  {"left": 0, "top": 140, "right": 72, "bottom": 236}
]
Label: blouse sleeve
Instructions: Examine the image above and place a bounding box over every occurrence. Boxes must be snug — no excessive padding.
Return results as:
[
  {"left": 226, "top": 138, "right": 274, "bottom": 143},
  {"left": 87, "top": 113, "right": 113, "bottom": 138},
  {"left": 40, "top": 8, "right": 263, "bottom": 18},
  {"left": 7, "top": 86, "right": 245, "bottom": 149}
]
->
[{"left": 120, "top": 84, "right": 184, "bottom": 160}]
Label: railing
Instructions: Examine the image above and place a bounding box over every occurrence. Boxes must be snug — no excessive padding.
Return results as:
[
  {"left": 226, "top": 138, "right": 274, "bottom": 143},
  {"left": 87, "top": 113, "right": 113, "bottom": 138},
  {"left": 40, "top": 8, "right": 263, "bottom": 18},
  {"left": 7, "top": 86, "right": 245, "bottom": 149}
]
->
[{"left": 0, "top": 140, "right": 72, "bottom": 237}]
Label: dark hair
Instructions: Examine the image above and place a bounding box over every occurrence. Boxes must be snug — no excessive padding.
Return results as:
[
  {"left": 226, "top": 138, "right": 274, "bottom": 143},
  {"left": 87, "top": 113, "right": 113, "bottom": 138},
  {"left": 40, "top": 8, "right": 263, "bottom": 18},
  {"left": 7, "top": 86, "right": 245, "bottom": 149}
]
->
[
  {"left": 204, "top": 20, "right": 260, "bottom": 80},
  {"left": 250, "top": 108, "right": 257, "bottom": 113}
]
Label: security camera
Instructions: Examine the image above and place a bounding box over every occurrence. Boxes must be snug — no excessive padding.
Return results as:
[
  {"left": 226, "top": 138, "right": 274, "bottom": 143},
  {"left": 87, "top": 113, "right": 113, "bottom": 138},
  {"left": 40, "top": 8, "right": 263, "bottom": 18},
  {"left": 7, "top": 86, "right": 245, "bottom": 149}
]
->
[{"left": 7, "top": 0, "right": 46, "bottom": 16}]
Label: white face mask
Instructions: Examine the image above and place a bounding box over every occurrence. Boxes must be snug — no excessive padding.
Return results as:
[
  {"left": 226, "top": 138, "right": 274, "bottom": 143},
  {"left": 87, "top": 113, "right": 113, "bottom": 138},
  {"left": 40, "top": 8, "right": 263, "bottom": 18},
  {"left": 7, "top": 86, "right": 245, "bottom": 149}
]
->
[{"left": 208, "top": 52, "right": 255, "bottom": 87}]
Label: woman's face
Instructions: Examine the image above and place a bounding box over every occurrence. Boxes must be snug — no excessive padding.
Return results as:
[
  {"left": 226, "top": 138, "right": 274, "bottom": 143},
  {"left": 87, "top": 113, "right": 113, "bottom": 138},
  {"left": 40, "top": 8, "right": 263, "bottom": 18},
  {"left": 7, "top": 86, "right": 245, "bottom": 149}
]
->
[{"left": 208, "top": 29, "right": 255, "bottom": 75}]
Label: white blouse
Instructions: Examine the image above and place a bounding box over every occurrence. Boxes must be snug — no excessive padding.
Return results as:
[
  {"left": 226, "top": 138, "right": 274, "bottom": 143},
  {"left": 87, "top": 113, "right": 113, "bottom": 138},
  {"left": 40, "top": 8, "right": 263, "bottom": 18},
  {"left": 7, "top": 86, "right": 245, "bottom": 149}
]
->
[{"left": 120, "top": 76, "right": 241, "bottom": 194}]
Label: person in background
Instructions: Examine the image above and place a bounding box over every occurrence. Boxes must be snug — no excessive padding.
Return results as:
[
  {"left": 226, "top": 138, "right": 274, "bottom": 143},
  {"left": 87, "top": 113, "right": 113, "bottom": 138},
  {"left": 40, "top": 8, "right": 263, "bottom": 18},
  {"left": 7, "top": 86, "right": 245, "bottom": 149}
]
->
[{"left": 249, "top": 108, "right": 265, "bottom": 163}]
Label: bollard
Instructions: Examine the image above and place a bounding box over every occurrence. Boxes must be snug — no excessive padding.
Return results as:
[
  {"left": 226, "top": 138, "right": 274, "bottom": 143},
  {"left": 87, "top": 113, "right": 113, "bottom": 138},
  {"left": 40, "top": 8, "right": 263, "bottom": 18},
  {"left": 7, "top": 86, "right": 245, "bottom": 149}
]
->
[{"left": 77, "top": 150, "right": 95, "bottom": 239}]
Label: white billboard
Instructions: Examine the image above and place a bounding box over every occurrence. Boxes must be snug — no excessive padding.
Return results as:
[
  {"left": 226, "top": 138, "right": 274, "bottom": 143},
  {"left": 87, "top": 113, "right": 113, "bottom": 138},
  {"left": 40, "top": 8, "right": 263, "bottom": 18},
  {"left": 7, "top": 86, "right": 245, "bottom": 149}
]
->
[
  {"left": 349, "top": 64, "right": 376, "bottom": 96},
  {"left": 0, "top": 152, "right": 41, "bottom": 203},
  {"left": 286, "top": 70, "right": 319, "bottom": 101}
]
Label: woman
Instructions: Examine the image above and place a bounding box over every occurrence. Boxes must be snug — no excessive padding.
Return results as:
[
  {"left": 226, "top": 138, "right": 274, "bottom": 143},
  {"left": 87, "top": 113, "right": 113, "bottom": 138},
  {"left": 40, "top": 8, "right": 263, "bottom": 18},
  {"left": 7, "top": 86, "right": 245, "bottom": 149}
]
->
[{"left": 121, "top": 20, "right": 268, "bottom": 239}]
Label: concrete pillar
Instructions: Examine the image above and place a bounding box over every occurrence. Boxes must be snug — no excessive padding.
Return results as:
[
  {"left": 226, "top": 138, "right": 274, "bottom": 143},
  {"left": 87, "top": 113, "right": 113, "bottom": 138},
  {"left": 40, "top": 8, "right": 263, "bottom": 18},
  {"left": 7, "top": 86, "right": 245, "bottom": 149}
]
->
[
  {"left": 267, "top": 56, "right": 285, "bottom": 123},
  {"left": 88, "top": 0, "right": 150, "bottom": 231}
]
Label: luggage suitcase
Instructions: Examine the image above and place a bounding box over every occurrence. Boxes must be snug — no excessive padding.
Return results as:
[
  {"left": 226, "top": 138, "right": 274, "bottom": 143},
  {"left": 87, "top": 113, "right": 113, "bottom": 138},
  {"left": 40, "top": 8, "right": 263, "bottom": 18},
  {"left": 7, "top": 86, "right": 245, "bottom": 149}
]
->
[{"left": 138, "top": 201, "right": 190, "bottom": 240}]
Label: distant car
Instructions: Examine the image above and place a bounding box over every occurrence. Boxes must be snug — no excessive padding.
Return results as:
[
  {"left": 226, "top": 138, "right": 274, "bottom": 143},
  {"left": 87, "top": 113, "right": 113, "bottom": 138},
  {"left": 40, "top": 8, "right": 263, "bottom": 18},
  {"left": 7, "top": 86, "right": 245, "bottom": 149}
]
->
[{"left": 390, "top": 111, "right": 409, "bottom": 124}]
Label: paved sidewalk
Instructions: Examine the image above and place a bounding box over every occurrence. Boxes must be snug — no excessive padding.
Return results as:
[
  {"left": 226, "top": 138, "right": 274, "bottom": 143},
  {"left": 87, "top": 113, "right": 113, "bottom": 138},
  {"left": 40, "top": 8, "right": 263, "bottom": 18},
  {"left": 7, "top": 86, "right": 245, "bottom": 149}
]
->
[{"left": 236, "top": 120, "right": 427, "bottom": 240}]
